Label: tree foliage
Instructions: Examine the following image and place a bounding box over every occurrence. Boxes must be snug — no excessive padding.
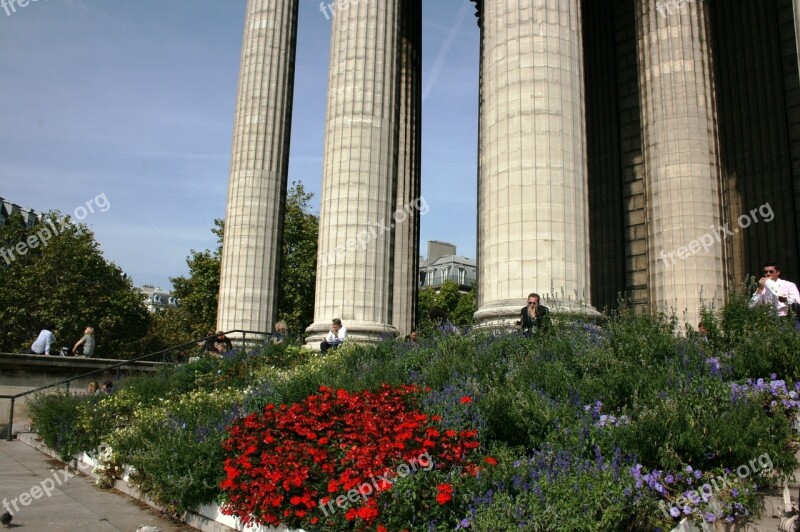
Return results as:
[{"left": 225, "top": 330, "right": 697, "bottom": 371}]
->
[
  {"left": 276, "top": 181, "right": 319, "bottom": 337},
  {"left": 416, "top": 279, "right": 476, "bottom": 334},
  {"left": 149, "top": 182, "right": 319, "bottom": 348},
  {"left": 0, "top": 212, "right": 149, "bottom": 357}
]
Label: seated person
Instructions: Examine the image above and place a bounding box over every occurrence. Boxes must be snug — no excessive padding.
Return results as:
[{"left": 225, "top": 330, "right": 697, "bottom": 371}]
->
[
  {"left": 198, "top": 328, "right": 217, "bottom": 354},
  {"left": 520, "top": 293, "right": 550, "bottom": 334},
  {"left": 271, "top": 320, "right": 289, "bottom": 345},
  {"left": 213, "top": 331, "right": 233, "bottom": 354},
  {"left": 320, "top": 318, "right": 347, "bottom": 353},
  {"left": 72, "top": 326, "right": 95, "bottom": 357},
  {"left": 86, "top": 380, "right": 100, "bottom": 394},
  {"left": 23, "top": 327, "right": 55, "bottom": 355}
]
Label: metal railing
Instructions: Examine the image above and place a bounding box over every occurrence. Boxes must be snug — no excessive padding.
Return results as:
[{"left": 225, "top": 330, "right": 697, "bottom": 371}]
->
[{"left": 0, "top": 329, "right": 269, "bottom": 441}]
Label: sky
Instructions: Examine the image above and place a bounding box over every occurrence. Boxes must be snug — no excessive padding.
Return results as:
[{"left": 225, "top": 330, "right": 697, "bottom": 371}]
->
[{"left": 0, "top": 0, "right": 480, "bottom": 290}]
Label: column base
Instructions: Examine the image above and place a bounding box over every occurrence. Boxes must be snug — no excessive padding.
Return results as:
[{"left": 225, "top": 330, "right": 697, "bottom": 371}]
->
[
  {"left": 305, "top": 320, "right": 399, "bottom": 351},
  {"left": 474, "top": 298, "right": 600, "bottom": 330}
]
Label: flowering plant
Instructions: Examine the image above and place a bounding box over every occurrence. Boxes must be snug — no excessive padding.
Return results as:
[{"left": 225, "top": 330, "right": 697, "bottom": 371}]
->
[{"left": 220, "top": 384, "right": 481, "bottom": 530}]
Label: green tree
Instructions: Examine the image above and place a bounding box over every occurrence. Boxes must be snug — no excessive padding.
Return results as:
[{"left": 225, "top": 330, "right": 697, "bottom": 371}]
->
[
  {"left": 138, "top": 220, "right": 223, "bottom": 356},
  {"left": 277, "top": 181, "right": 319, "bottom": 337},
  {"left": 0, "top": 212, "right": 149, "bottom": 358},
  {"left": 149, "top": 182, "right": 319, "bottom": 348},
  {"left": 169, "top": 219, "right": 223, "bottom": 338},
  {"left": 416, "top": 279, "right": 476, "bottom": 334}
]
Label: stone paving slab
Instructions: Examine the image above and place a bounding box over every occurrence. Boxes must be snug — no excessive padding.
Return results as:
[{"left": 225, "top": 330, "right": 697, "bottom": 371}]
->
[{"left": 0, "top": 439, "right": 196, "bottom": 532}]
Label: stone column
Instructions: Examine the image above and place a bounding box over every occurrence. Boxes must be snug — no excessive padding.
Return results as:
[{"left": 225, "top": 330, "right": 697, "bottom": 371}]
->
[
  {"left": 306, "top": 0, "right": 403, "bottom": 345},
  {"left": 217, "top": 0, "right": 298, "bottom": 336},
  {"left": 637, "top": 0, "right": 725, "bottom": 326},
  {"left": 794, "top": 0, "right": 800, "bottom": 73},
  {"left": 474, "top": 0, "right": 595, "bottom": 328},
  {"left": 392, "top": 0, "right": 422, "bottom": 337}
]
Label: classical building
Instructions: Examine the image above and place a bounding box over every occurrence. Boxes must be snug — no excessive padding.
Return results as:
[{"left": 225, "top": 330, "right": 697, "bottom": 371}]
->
[
  {"left": 136, "top": 285, "right": 179, "bottom": 313},
  {"left": 219, "top": 0, "right": 800, "bottom": 341},
  {"left": 419, "top": 241, "right": 477, "bottom": 292},
  {"left": 0, "top": 198, "right": 41, "bottom": 228}
]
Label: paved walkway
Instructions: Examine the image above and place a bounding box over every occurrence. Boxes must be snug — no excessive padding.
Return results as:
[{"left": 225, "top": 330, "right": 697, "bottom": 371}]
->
[{"left": 0, "top": 439, "right": 196, "bottom": 532}]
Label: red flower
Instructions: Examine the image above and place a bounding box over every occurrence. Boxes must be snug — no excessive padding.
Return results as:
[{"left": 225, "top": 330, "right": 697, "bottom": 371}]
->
[
  {"left": 484, "top": 456, "right": 498, "bottom": 466},
  {"left": 436, "top": 483, "right": 453, "bottom": 505},
  {"left": 459, "top": 396, "right": 473, "bottom": 404},
  {"left": 220, "top": 385, "right": 480, "bottom": 528}
]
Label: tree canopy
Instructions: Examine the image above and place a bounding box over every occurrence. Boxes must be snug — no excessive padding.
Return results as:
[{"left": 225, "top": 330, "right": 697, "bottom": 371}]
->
[
  {"left": 0, "top": 212, "right": 149, "bottom": 357},
  {"left": 276, "top": 181, "right": 319, "bottom": 337},
  {"left": 416, "top": 279, "right": 476, "bottom": 334}
]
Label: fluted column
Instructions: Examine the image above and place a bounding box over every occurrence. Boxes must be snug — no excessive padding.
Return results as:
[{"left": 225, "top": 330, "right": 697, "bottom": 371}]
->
[
  {"left": 217, "top": 0, "right": 298, "bottom": 336},
  {"left": 392, "top": 0, "right": 422, "bottom": 336},
  {"left": 637, "top": 0, "right": 725, "bottom": 326},
  {"left": 474, "top": 0, "right": 595, "bottom": 328},
  {"left": 307, "top": 0, "right": 403, "bottom": 345},
  {"left": 794, "top": 0, "right": 800, "bottom": 73}
]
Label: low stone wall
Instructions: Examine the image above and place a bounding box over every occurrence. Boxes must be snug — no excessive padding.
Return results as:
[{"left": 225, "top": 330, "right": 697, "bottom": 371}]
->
[{"left": 0, "top": 353, "right": 164, "bottom": 437}]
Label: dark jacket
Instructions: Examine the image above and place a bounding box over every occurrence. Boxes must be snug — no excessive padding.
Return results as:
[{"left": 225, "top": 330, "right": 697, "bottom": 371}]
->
[{"left": 520, "top": 304, "right": 550, "bottom": 333}]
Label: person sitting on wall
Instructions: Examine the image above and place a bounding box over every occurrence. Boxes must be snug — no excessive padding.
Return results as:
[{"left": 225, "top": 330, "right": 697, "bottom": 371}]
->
[
  {"left": 213, "top": 331, "right": 233, "bottom": 354},
  {"left": 271, "top": 320, "right": 289, "bottom": 345},
  {"left": 749, "top": 262, "right": 800, "bottom": 318},
  {"left": 320, "top": 318, "right": 347, "bottom": 353},
  {"left": 72, "top": 326, "right": 95, "bottom": 358},
  {"left": 520, "top": 293, "right": 550, "bottom": 335},
  {"left": 22, "top": 326, "right": 55, "bottom": 355}
]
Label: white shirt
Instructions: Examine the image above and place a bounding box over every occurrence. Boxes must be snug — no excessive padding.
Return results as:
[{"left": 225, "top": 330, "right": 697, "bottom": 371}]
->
[
  {"left": 31, "top": 329, "right": 54, "bottom": 355},
  {"left": 325, "top": 326, "right": 347, "bottom": 345},
  {"left": 750, "top": 278, "right": 800, "bottom": 317}
]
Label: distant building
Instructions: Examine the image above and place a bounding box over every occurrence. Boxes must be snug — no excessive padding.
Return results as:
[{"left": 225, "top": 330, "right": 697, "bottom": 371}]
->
[
  {"left": 137, "top": 284, "right": 179, "bottom": 313},
  {"left": 418, "top": 241, "right": 476, "bottom": 292},
  {"left": 0, "top": 197, "right": 42, "bottom": 228}
]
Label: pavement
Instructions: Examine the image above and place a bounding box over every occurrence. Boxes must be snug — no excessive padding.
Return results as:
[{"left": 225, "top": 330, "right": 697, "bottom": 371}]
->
[{"left": 0, "top": 438, "right": 197, "bottom": 532}]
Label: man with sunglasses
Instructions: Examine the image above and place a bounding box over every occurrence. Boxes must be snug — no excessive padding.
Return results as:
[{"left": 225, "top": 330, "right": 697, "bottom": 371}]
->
[
  {"left": 749, "top": 262, "right": 800, "bottom": 317},
  {"left": 520, "top": 293, "right": 550, "bottom": 335}
]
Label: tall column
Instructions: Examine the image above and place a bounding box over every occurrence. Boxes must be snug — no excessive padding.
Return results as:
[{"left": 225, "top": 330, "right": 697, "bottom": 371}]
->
[
  {"left": 307, "top": 0, "right": 403, "bottom": 345},
  {"left": 474, "top": 0, "right": 595, "bottom": 328},
  {"left": 217, "top": 0, "right": 298, "bottom": 336},
  {"left": 794, "top": 0, "right": 800, "bottom": 73},
  {"left": 392, "top": 0, "right": 422, "bottom": 336},
  {"left": 637, "top": 0, "right": 725, "bottom": 327}
]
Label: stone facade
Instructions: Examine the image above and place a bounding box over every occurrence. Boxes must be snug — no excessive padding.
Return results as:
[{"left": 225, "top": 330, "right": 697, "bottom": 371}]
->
[{"left": 219, "top": 0, "right": 800, "bottom": 340}]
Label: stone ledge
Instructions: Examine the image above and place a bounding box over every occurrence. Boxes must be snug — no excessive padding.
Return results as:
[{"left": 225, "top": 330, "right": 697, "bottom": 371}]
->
[{"left": 0, "top": 352, "right": 165, "bottom": 374}]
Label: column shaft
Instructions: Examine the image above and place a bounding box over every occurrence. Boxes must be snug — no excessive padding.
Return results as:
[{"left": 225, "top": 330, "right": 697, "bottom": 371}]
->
[
  {"left": 392, "top": 0, "right": 422, "bottom": 336},
  {"left": 307, "top": 0, "right": 403, "bottom": 344},
  {"left": 475, "top": 0, "right": 594, "bottom": 327},
  {"left": 637, "top": 0, "right": 725, "bottom": 326},
  {"left": 217, "top": 0, "right": 298, "bottom": 335}
]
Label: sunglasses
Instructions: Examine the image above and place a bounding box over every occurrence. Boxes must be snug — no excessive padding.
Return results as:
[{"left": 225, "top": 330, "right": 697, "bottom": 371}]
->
[{"left": 764, "top": 270, "right": 777, "bottom": 274}]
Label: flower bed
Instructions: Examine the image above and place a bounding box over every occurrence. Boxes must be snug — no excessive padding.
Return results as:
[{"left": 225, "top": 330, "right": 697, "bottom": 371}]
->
[{"left": 26, "top": 295, "right": 800, "bottom": 530}]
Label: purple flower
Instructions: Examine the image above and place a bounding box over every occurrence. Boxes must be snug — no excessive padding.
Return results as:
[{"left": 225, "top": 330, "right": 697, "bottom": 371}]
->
[{"left": 670, "top": 507, "right": 681, "bottom": 517}]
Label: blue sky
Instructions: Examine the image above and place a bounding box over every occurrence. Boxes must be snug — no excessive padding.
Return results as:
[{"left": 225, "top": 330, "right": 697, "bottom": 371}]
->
[{"left": 0, "top": 0, "right": 479, "bottom": 289}]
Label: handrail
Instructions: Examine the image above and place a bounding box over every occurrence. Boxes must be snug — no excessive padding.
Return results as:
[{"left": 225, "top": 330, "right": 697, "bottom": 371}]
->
[{"left": 0, "top": 329, "right": 270, "bottom": 440}]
